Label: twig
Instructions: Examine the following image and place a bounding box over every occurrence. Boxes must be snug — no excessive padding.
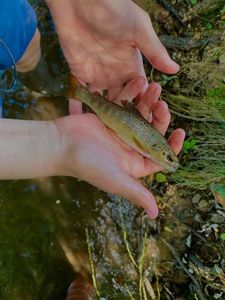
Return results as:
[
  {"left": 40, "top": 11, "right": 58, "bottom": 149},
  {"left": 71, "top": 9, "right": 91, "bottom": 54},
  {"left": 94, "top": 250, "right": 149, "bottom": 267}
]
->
[
  {"left": 144, "top": 276, "right": 156, "bottom": 300},
  {"left": 157, "top": 0, "right": 185, "bottom": 26},
  {"left": 86, "top": 228, "right": 100, "bottom": 297},
  {"left": 139, "top": 232, "right": 147, "bottom": 300},
  {"left": 119, "top": 210, "right": 139, "bottom": 270},
  {"left": 160, "top": 238, "right": 205, "bottom": 300},
  {"left": 125, "top": 284, "right": 136, "bottom": 300},
  {"left": 155, "top": 272, "right": 160, "bottom": 300}
]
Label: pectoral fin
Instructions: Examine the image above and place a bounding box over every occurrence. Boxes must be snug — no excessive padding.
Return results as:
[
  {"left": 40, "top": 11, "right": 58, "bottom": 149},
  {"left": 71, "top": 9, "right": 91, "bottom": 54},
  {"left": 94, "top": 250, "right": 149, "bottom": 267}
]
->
[{"left": 132, "top": 136, "right": 147, "bottom": 152}]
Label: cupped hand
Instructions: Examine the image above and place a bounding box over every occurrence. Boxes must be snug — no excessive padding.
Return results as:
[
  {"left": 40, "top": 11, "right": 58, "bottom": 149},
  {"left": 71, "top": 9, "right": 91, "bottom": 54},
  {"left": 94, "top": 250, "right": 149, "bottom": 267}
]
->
[
  {"left": 55, "top": 78, "right": 185, "bottom": 219},
  {"left": 47, "top": 0, "right": 179, "bottom": 95}
]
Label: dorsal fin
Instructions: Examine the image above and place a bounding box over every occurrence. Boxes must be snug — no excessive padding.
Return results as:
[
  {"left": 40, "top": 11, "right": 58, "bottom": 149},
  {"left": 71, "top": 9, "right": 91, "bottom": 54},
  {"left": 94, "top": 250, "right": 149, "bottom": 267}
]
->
[{"left": 121, "top": 100, "right": 143, "bottom": 117}]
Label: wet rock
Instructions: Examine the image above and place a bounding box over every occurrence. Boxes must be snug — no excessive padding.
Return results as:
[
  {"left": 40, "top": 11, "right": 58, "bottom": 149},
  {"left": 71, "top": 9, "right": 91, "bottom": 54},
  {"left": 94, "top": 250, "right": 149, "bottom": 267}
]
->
[
  {"left": 209, "top": 213, "right": 225, "bottom": 224},
  {"left": 194, "top": 213, "right": 203, "bottom": 223},
  {"left": 192, "top": 193, "right": 201, "bottom": 205},
  {"left": 197, "top": 199, "right": 210, "bottom": 211},
  {"left": 144, "top": 236, "right": 160, "bottom": 272}
]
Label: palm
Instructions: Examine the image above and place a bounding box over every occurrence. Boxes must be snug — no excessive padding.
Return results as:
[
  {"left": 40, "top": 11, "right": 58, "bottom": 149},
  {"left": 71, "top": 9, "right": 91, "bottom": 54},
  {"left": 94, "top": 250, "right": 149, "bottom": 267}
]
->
[
  {"left": 68, "top": 113, "right": 153, "bottom": 181},
  {"left": 48, "top": 0, "right": 183, "bottom": 218},
  {"left": 68, "top": 39, "right": 143, "bottom": 93},
  {"left": 48, "top": 0, "right": 179, "bottom": 94},
  {"left": 57, "top": 80, "right": 184, "bottom": 219}
]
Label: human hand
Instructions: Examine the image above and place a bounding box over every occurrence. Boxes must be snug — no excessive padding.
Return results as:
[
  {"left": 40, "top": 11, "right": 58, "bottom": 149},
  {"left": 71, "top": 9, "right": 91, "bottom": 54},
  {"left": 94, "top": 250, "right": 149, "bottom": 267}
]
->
[
  {"left": 55, "top": 78, "right": 185, "bottom": 219},
  {"left": 46, "top": 0, "right": 179, "bottom": 96}
]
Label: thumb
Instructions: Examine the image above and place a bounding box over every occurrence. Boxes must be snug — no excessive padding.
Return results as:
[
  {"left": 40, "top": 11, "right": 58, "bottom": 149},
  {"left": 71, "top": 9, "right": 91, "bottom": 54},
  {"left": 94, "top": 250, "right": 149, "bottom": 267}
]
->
[
  {"left": 134, "top": 5, "right": 179, "bottom": 74},
  {"left": 113, "top": 173, "right": 159, "bottom": 219},
  {"left": 69, "top": 98, "right": 83, "bottom": 115}
]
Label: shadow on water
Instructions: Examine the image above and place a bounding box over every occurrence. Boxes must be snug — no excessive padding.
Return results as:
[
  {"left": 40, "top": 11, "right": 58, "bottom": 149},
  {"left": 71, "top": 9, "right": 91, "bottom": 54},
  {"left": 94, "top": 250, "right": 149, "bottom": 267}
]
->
[{"left": 0, "top": 177, "right": 113, "bottom": 300}]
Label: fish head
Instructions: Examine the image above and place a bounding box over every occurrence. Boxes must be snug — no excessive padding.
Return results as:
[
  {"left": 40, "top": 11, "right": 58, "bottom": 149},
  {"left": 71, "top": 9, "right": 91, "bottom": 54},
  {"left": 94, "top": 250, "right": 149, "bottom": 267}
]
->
[
  {"left": 147, "top": 143, "right": 180, "bottom": 172},
  {"left": 132, "top": 135, "right": 179, "bottom": 171}
]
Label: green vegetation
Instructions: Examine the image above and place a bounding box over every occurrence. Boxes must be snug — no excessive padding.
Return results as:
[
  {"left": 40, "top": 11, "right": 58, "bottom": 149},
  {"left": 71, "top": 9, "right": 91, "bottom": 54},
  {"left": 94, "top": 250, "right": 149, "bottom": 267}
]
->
[
  {"left": 165, "top": 84, "right": 225, "bottom": 189},
  {"left": 183, "top": 138, "right": 198, "bottom": 154},
  {"left": 190, "top": 0, "right": 198, "bottom": 5}
]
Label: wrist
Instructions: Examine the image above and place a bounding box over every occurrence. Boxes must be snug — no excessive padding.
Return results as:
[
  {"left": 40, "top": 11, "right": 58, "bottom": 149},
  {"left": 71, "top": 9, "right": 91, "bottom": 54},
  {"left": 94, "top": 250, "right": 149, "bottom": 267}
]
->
[
  {"left": 53, "top": 115, "right": 81, "bottom": 178},
  {"left": 0, "top": 119, "right": 61, "bottom": 179},
  {"left": 28, "top": 120, "right": 62, "bottom": 178}
]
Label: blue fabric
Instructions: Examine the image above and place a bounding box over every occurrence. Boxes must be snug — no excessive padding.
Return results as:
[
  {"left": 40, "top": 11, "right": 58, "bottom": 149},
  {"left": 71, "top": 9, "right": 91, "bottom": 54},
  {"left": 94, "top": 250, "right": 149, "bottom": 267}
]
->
[{"left": 0, "top": 0, "right": 37, "bottom": 70}]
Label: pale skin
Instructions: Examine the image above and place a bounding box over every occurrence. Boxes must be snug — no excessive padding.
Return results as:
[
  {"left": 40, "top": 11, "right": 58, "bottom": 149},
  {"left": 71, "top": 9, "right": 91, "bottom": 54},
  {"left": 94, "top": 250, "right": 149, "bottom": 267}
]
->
[{"left": 1, "top": 0, "right": 185, "bottom": 218}]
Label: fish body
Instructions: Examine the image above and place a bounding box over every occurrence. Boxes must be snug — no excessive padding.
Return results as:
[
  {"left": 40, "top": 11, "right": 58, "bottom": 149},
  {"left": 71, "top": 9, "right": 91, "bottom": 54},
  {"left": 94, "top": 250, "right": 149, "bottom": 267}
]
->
[{"left": 70, "top": 77, "right": 179, "bottom": 172}]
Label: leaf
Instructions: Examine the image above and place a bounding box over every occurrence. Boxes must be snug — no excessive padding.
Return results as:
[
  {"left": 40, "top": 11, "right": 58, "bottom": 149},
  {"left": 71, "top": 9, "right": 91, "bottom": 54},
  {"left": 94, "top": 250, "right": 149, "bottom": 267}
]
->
[
  {"left": 190, "top": 0, "right": 198, "bottom": 4},
  {"left": 155, "top": 173, "right": 167, "bottom": 183},
  {"left": 211, "top": 184, "right": 225, "bottom": 209},
  {"left": 220, "top": 233, "right": 225, "bottom": 241},
  {"left": 206, "top": 23, "right": 213, "bottom": 30},
  {"left": 183, "top": 138, "right": 198, "bottom": 154},
  {"left": 183, "top": 140, "right": 191, "bottom": 150}
]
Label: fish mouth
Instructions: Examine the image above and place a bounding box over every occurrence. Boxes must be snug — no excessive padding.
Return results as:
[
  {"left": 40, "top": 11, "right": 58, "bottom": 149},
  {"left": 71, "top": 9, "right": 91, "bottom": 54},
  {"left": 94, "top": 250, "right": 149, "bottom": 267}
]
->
[
  {"left": 165, "top": 157, "right": 180, "bottom": 172},
  {"left": 151, "top": 156, "right": 179, "bottom": 172},
  {"left": 154, "top": 155, "right": 179, "bottom": 172},
  {"left": 167, "top": 162, "right": 180, "bottom": 172}
]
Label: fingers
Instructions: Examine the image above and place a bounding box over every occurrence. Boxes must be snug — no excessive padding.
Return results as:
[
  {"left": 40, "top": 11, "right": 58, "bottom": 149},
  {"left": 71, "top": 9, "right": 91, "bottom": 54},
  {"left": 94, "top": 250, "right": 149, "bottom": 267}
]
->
[
  {"left": 69, "top": 98, "right": 83, "bottom": 115},
  {"left": 114, "top": 76, "right": 146, "bottom": 104},
  {"left": 140, "top": 128, "right": 185, "bottom": 177},
  {"left": 151, "top": 100, "right": 171, "bottom": 135},
  {"left": 134, "top": 5, "right": 179, "bottom": 74},
  {"left": 108, "top": 72, "right": 147, "bottom": 101},
  {"left": 136, "top": 82, "right": 161, "bottom": 119},
  {"left": 168, "top": 128, "right": 185, "bottom": 154},
  {"left": 112, "top": 173, "right": 159, "bottom": 219},
  {"left": 108, "top": 86, "right": 124, "bottom": 102}
]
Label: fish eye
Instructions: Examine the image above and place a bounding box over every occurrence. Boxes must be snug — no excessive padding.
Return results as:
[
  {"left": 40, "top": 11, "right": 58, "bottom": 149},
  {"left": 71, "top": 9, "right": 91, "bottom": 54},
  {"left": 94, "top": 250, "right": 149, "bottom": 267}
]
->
[{"left": 167, "top": 154, "right": 174, "bottom": 162}]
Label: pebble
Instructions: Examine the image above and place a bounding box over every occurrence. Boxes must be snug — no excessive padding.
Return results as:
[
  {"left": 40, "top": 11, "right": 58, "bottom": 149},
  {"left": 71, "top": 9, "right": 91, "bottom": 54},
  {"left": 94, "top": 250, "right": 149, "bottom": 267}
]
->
[
  {"left": 197, "top": 199, "right": 209, "bottom": 211},
  {"left": 194, "top": 213, "right": 203, "bottom": 223},
  {"left": 192, "top": 193, "right": 201, "bottom": 204}
]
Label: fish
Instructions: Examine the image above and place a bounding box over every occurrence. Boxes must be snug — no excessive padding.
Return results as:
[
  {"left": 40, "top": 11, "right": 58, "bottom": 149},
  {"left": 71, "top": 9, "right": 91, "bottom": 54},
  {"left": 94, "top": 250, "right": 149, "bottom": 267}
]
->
[{"left": 69, "top": 75, "right": 179, "bottom": 172}]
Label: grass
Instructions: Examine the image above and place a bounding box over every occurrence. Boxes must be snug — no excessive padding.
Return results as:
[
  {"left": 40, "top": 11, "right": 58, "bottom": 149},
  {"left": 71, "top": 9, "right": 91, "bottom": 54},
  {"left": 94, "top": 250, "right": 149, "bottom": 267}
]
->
[
  {"left": 119, "top": 207, "right": 156, "bottom": 300},
  {"left": 86, "top": 228, "right": 101, "bottom": 298},
  {"left": 166, "top": 84, "right": 225, "bottom": 122},
  {"left": 165, "top": 85, "right": 225, "bottom": 189}
]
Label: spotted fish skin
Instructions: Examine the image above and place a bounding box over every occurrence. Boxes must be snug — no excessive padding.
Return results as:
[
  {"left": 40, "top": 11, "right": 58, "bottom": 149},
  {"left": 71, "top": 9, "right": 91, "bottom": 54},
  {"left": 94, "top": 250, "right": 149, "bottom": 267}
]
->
[{"left": 71, "top": 76, "right": 179, "bottom": 172}]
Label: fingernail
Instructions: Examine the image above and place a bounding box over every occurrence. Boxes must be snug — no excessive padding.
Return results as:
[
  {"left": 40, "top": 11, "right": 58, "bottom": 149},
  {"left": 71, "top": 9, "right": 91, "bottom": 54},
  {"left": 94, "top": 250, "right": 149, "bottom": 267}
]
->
[
  {"left": 145, "top": 208, "right": 158, "bottom": 219},
  {"left": 171, "top": 60, "right": 180, "bottom": 71},
  {"left": 153, "top": 86, "right": 160, "bottom": 98}
]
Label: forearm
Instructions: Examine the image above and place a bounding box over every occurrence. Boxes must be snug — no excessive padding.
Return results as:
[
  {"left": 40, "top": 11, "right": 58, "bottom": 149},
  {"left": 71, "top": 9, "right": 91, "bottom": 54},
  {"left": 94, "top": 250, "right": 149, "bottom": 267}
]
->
[{"left": 0, "top": 119, "right": 59, "bottom": 179}]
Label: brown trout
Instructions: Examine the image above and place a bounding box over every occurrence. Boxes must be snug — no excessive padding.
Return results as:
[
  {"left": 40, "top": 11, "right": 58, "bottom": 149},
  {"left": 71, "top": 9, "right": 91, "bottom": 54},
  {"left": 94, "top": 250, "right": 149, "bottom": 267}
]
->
[{"left": 70, "top": 76, "right": 179, "bottom": 172}]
